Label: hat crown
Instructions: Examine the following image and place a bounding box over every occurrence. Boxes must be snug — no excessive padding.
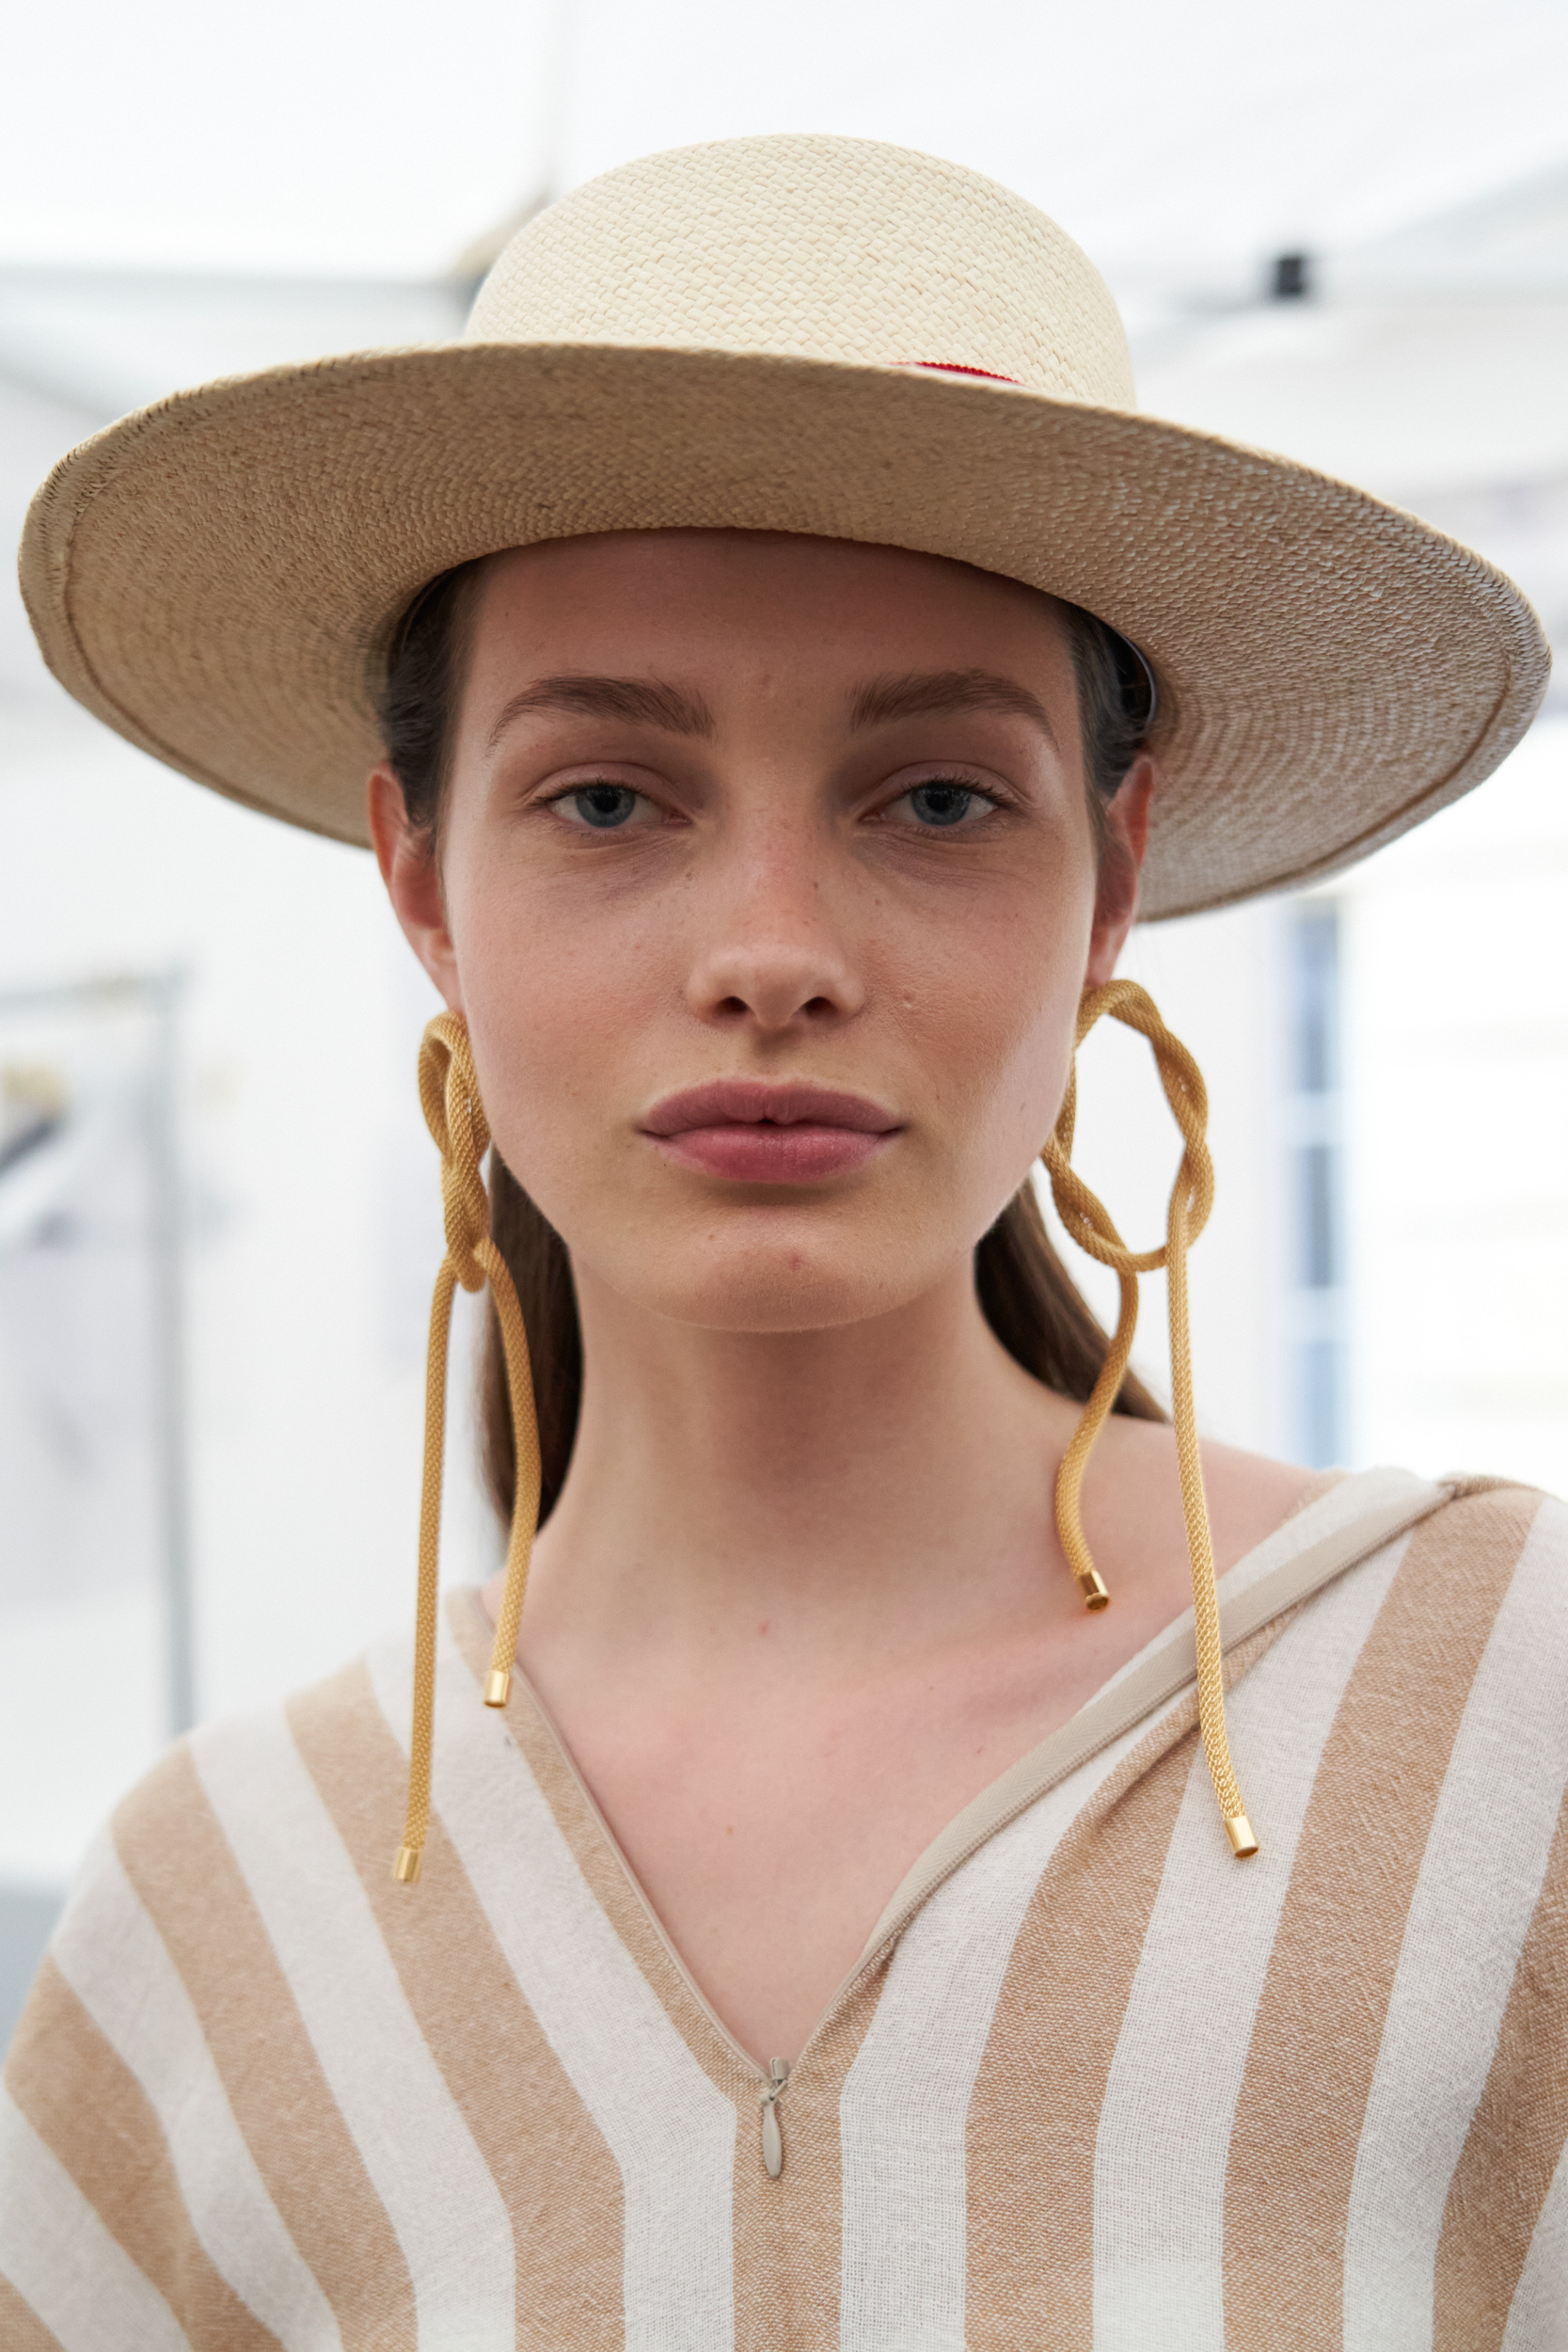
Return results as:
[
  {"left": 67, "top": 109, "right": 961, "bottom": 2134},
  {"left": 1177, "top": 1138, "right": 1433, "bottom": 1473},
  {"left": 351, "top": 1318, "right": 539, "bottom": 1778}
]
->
[{"left": 466, "top": 134, "right": 1136, "bottom": 409}]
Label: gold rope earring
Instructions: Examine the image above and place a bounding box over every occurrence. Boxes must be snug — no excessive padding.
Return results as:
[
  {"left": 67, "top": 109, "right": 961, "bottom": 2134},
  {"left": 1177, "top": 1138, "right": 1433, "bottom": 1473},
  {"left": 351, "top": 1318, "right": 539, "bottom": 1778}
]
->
[
  {"left": 1040, "top": 978, "right": 1258, "bottom": 1860},
  {"left": 392, "top": 1011, "right": 543, "bottom": 1884}
]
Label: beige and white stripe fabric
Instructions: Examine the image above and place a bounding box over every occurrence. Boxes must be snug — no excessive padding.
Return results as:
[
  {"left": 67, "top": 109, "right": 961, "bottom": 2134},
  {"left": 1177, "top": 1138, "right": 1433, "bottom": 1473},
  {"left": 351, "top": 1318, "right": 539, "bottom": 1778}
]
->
[{"left": 4, "top": 1468, "right": 1565, "bottom": 2348}]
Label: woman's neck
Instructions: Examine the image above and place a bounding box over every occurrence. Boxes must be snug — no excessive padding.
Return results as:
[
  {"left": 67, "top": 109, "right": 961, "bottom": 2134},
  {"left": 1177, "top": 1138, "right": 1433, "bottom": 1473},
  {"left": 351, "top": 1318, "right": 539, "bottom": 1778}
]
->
[{"left": 517, "top": 1262, "right": 1082, "bottom": 1668}]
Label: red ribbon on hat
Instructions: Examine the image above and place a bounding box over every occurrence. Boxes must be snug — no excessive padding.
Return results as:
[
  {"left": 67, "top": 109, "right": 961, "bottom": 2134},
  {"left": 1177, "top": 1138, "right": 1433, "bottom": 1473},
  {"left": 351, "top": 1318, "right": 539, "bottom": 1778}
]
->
[{"left": 904, "top": 361, "right": 1022, "bottom": 384}]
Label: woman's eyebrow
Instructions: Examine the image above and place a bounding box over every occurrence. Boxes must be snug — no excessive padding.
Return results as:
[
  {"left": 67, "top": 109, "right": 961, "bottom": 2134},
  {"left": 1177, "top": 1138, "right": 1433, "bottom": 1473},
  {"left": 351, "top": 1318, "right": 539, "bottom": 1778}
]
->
[
  {"left": 484, "top": 675, "right": 717, "bottom": 753},
  {"left": 849, "top": 668, "right": 1058, "bottom": 745}
]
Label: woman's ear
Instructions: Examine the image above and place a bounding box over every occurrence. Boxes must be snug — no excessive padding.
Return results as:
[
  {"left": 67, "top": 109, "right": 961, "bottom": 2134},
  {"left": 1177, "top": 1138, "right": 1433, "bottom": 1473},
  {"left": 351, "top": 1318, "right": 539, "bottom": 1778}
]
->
[
  {"left": 367, "top": 765, "right": 463, "bottom": 1010},
  {"left": 1085, "top": 756, "right": 1154, "bottom": 986}
]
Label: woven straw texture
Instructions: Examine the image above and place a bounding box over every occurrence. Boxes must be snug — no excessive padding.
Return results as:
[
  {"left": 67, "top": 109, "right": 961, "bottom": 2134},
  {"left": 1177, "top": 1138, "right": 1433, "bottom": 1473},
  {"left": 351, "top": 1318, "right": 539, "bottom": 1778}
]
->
[{"left": 18, "top": 134, "right": 1551, "bottom": 918}]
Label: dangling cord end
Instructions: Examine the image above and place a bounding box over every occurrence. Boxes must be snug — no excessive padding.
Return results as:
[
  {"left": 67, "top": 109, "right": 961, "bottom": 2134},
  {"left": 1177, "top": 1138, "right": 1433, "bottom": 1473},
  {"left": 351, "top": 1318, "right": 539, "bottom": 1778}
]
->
[
  {"left": 392, "top": 1256, "right": 458, "bottom": 1884},
  {"left": 477, "top": 1235, "right": 544, "bottom": 1711},
  {"left": 1167, "top": 1189, "right": 1259, "bottom": 1860}
]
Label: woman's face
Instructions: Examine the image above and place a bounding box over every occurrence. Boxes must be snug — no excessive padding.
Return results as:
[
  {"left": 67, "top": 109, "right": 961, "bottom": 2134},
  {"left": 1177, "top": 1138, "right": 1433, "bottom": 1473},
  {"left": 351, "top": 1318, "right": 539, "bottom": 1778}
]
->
[{"left": 373, "top": 532, "right": 1149, "bottom": 1334}]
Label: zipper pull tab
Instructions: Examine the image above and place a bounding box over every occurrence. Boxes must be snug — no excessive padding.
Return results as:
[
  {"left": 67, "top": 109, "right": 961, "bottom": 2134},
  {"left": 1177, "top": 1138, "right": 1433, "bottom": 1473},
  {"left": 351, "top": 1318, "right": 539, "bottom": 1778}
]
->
[{"left": 759, "top": 2058, "right": 789, "bottom": 2179}]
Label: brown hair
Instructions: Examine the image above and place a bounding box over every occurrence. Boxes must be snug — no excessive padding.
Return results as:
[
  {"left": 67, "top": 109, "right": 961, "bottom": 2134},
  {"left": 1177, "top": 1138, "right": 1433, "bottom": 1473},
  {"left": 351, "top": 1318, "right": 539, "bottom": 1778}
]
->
[{"left": 379, "top": 554, "right": 1166, "bottom": 1525}]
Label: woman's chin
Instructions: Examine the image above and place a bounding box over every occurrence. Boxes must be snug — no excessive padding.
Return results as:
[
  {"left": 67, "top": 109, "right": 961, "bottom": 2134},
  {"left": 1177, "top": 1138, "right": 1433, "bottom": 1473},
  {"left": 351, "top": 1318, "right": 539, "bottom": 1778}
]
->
[{"left": 593, "top": 1239, "right": 936, "bottom": 1338}]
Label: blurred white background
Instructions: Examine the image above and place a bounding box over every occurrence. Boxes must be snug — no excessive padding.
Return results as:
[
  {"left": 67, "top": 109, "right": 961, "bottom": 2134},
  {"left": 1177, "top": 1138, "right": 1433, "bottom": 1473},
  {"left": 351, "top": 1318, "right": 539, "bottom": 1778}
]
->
[{"left": 2, "top": 0, "right": 1565, "bottom": 2039}]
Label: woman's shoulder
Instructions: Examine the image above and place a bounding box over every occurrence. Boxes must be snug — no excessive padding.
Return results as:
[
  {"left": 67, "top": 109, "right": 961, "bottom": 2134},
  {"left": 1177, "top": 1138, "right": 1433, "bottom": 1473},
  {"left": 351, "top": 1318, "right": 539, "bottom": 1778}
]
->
[
  {"left": 1246, "top": 1457, "right": 1568, "bottom": 1624},
  {"left": 1101, "top": 1417, "right": 1568, "bottom": 1662},
  {"left": 1254, "top": 1469, "right": 1568, "bottom": 1776},
  {"left": 0, "top": 1642, "right": 441, "bottom": 2343},
  {"left": 1378, "top": 1470, "right": 1568, "bottom": 1653},
  {"left": 1094, "top": 1418, "right": 1519, "bottom": 1590},
  {"left": 106, "top": 1642, "right": 418, "bottom": 1919},
  {"left": 1314, "top": 1464, "right": 1566, "bottom": 1589},
  {"left": 1191, "top": 1427, "right": 1566, "bottom": 1597},
  {"left": 9, "top": 1637, "right": 426, "bottom": 2077},
  {"left": 4, "top": 1644, "right": 421, "bottom": 2159}
]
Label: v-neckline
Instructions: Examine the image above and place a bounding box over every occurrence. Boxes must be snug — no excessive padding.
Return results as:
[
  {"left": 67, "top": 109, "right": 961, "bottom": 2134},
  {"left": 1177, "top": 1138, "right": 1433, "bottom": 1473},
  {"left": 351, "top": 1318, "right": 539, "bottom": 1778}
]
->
[{"left": 450, "top": 1465, "right": 1448, "bottom": 2080}]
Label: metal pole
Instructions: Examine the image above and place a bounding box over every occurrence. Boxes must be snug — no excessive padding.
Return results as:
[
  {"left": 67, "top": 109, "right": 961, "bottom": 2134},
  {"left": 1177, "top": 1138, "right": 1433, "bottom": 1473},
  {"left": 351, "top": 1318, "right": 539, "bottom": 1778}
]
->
[
  {"left": 0, "top": 971, "right": 197, "bottom": 1734},
  {"left": 145, "top": 974, "right": 196, "bottom": 1737}
]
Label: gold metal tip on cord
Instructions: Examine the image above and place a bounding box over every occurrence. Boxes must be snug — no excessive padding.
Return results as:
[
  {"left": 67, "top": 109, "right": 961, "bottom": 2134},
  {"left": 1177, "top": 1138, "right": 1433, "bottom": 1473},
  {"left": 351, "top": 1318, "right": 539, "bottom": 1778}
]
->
[
  {"left": 392, "top": 1844, "right": 422, "bottom": 1884},
  {"left": 1225, "top": 1814, "right": 1259, "bottom": 1858},
  {"left": 1078, "top": 1568, "right": 1111, "bottom": 1611},
  {"left": 483, "top": 1668, "right": 513, "bottom": 1708}
]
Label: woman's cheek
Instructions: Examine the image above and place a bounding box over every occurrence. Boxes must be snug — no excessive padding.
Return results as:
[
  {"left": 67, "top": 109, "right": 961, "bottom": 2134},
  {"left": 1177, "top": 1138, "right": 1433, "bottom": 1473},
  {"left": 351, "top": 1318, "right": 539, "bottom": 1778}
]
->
[
  {"left": 450, "top": 896, "right": 635, "bottom": 1193},
  {"left": 903, "top": 895, "right": 1085, "bottom": 1136}
]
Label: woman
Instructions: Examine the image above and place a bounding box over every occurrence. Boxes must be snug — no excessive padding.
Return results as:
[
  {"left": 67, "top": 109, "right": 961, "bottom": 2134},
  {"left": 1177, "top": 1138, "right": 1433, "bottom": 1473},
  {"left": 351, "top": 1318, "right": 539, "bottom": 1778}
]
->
[{"left": 3, "top": 135, "right": 1562, "bottom": 2349}]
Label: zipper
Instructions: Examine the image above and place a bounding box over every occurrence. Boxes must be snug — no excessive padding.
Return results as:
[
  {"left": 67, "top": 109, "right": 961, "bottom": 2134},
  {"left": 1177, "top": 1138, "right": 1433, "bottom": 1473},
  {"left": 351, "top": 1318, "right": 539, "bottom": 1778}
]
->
[{"left": 758, "top": 2058, "right": 789, "bottom": 2178}]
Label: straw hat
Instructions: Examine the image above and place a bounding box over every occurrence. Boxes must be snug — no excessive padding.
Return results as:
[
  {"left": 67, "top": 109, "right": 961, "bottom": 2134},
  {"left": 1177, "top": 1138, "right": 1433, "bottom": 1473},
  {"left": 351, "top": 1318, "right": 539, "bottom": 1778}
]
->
[{"left": 19, "top": 135, "right": 1549, "bottom": 919}]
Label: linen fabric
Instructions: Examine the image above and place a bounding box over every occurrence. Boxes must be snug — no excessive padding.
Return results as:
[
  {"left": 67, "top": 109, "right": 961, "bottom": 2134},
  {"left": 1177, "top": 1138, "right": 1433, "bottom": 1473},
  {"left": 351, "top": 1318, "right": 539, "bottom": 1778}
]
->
[
  {"left": 18, "top": 135, "right": 1550, "bottom": 919},
  {"left": 4, "top": 1467, "right": 1566, "bottom": 2347}
]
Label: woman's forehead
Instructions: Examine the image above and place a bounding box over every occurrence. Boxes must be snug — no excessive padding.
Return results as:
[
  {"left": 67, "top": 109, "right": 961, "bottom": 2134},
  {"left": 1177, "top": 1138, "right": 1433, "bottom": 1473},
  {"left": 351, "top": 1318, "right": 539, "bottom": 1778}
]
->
[{"left": 467, "top": 530, "right": 1071, "bottom": 671}]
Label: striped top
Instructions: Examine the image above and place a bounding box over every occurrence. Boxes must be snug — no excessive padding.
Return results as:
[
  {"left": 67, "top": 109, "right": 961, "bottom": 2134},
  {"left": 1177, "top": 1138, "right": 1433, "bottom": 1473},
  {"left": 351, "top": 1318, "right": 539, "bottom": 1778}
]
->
[{"left": 4, "top": 1466, "right": 1566, "bottom": 2350}]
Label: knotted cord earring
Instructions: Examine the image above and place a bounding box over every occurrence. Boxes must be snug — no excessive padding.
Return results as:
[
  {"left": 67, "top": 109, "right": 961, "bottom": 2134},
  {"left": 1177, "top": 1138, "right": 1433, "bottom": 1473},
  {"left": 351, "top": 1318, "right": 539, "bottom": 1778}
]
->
[
  {"left": 1040, "top": 977, "right": 1258, "bottom": 1860},
  {"left": 393, "top": 1010, "right": 543, "bottom": 1884}
]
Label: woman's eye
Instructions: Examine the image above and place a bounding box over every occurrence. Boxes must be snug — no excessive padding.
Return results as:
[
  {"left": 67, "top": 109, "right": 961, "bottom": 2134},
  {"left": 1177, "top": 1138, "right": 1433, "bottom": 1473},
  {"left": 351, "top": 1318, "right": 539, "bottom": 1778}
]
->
[
  {"left": 892, "top": 781, "right": 994, "bottom": 828},
  {"left": 555, "top": 783, "right": 645, "bottom": 830}
]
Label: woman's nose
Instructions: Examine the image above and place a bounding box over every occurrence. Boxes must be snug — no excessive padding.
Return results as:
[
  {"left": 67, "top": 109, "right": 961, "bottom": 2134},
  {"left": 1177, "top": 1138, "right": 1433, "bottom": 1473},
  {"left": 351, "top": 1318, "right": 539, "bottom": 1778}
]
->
[{"left": 683, "top": 845, "right": 866, "bottom": 1033}]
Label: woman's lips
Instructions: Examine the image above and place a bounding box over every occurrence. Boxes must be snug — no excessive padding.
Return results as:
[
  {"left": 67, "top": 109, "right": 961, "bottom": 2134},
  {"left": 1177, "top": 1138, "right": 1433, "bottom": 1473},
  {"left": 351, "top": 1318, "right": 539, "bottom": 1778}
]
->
[
  {"left": 657, "top": 1125, "right": 890, "bottom": 1181},
  {"left": 640, "top": 1079, "right": 901, "bottom": 1184}
]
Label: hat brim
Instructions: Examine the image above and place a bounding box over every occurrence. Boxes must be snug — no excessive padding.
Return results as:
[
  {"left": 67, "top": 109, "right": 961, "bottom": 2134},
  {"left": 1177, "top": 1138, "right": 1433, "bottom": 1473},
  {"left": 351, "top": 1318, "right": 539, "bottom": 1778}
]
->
[{"left": 20, "top": 340, "right": 1549, "bottom": 919}]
